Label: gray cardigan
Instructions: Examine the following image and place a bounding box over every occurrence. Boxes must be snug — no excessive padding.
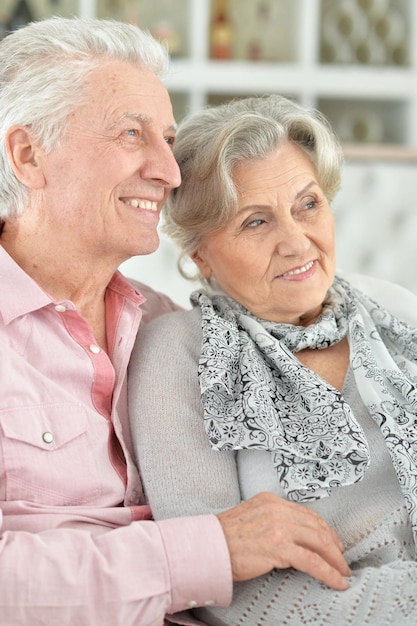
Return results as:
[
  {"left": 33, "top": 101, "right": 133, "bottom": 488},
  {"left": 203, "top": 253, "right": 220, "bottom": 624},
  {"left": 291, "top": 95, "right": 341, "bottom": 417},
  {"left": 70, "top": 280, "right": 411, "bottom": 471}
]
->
[{"left": 129, "top": 274, "right": 417, "bottom": 626}]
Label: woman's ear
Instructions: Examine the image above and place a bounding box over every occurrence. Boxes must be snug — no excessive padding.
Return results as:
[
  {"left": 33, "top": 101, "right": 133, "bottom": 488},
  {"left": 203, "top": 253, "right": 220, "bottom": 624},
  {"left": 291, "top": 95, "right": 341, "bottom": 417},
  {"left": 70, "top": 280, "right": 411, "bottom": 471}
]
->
[
  {"left": 191, "top": 249, "right": 213, "bottom": 279},
  {"left": 5, "top": 125, "right": 46, "bottom": 189}
]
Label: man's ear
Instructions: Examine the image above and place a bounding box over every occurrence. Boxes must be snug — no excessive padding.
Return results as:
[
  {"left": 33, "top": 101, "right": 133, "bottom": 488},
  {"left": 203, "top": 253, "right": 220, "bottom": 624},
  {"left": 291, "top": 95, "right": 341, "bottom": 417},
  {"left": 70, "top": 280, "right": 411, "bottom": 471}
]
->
[
  {"left": 191, "top": 249, "right": 213, "bottom": 279},
  {"left": 5, "top": 125, "right": 46, "bottom": 189}
]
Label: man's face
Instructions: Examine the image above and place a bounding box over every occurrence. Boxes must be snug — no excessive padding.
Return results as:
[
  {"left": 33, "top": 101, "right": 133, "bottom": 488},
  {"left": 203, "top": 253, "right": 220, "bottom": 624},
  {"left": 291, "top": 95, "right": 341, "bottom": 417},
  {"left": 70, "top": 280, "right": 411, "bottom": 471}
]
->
[{"left": 39, "top": 59, "right": 181, "bottom": 266}]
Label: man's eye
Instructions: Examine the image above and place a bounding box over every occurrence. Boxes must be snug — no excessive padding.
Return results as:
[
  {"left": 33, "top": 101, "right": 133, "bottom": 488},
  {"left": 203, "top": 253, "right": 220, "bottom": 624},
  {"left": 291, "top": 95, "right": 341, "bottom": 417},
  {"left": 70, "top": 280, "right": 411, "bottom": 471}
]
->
[
  {"left": 125, "top": 128, "right": 139, "bottom": 137},
  {"left": 165, "top": 136, "right": 175, "bottom": 146}
]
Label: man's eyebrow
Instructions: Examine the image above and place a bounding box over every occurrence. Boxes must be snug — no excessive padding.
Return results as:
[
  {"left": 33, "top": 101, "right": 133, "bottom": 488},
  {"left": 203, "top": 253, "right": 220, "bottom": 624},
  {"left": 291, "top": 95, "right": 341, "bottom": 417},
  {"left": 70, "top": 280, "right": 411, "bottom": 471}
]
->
[
  {"left": 118, "top": 112, "right": 177, "bottom": 132},
  {"left": 121, "top": 113, "right": 150, "bottom": 124}
]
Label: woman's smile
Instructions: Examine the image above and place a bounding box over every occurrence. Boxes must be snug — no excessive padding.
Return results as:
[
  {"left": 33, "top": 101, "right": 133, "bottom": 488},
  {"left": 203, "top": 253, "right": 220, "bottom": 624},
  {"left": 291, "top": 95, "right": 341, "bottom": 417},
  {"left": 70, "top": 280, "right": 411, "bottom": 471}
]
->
[{"left": 277, "top": 260, "right": 316, "bottom": 281}]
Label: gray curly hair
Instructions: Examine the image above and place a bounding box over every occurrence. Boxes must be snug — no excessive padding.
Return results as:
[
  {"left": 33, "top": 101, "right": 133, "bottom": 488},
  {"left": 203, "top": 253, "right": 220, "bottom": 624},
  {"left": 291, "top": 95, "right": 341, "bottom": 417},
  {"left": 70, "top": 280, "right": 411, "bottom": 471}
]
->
[{"left": 163, "top": 94, "right": 343, "bottom": 279}]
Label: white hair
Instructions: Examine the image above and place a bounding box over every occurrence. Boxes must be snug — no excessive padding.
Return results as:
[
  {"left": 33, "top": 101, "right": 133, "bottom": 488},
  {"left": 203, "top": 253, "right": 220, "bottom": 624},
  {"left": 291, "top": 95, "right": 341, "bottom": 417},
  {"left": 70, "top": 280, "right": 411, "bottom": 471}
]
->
[{"left": 0, "top": 16, "right": 169, "bottom": 220}]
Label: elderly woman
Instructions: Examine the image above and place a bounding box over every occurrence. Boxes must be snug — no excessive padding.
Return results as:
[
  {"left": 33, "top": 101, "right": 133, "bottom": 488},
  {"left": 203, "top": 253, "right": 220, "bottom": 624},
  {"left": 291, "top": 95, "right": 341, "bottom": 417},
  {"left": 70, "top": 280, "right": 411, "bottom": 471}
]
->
[{"left": 129, "top": 95, "right": 417, "bottom": 625}]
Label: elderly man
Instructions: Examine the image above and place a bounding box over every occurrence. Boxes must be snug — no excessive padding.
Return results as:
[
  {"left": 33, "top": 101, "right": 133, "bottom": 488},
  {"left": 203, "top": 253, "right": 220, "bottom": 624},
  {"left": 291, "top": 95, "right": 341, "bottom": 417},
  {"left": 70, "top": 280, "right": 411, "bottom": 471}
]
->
[{"left": 0, "top": 16, "right": 349, "bottom": 625}]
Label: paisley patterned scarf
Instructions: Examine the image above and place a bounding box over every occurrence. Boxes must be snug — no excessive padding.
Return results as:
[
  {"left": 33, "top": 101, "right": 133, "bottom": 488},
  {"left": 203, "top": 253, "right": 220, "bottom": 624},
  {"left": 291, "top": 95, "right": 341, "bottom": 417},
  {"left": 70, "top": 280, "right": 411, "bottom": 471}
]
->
[{"left": 191, "top": 275, "right": 417, "bottom": 540}]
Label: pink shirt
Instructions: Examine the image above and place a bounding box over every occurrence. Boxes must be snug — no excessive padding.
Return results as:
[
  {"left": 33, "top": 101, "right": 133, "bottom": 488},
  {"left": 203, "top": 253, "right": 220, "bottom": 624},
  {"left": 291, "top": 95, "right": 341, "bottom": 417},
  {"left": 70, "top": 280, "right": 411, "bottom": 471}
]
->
[{"left": 0, "top": 245, "right": 232, "bottom": 625}]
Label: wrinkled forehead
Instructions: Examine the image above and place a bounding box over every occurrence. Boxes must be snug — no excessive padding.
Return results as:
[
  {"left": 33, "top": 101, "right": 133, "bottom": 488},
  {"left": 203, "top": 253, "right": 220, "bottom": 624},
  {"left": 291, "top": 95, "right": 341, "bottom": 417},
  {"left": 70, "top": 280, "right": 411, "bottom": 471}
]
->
[{"left": 73, "top": 60, "right": 175, "bottom": 129}]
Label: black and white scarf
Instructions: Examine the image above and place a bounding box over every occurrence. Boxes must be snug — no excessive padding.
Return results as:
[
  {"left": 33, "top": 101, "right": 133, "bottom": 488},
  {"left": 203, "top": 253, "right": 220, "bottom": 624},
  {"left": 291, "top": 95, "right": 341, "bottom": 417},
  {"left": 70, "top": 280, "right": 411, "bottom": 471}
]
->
[{"left": 191, "top": 275, "right": 417, "bottom": 540}]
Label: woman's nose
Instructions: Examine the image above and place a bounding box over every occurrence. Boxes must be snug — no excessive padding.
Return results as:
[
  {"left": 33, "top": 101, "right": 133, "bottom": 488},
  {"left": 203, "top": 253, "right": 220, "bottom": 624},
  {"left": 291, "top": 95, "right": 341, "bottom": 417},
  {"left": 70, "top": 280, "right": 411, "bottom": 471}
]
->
[{"left": 274, "top": 217, "right": 310, "bottom": 257}]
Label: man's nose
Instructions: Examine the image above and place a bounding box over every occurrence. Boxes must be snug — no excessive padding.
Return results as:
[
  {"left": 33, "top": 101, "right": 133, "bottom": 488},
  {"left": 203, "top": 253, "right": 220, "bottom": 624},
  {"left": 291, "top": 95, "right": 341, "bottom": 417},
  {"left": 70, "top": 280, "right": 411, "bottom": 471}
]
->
[{"left": 141, "top": 140, "right": 181, "bottom": 190}]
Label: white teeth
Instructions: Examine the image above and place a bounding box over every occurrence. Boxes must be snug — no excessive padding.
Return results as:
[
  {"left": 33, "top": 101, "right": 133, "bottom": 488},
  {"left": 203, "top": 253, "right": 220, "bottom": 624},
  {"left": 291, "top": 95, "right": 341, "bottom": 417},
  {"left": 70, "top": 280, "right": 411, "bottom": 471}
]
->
[
  {"left": 284, "top": 261, "right": 314, "bottom": 277},
  {"left": 124, "top": 199, "right": 157, "bottom": 211}
]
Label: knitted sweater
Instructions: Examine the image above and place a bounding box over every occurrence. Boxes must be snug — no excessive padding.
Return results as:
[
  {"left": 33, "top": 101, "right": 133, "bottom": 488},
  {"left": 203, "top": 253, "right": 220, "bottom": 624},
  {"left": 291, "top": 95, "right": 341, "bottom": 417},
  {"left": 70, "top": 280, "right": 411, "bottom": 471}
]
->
[{"left": 129, "top": 274, "right": 417, "bottom": 626}]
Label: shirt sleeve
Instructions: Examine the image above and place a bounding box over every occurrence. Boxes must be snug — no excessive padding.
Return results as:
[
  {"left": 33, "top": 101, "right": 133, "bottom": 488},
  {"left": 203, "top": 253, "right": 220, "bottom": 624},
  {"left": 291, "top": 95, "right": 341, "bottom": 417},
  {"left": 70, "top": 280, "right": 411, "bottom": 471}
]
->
[
  {"left": 156, "top": 515, "right": 232, "bottom": 613},
  {"left": 0, "top": 508, "right": 232, "bottom": 625}
]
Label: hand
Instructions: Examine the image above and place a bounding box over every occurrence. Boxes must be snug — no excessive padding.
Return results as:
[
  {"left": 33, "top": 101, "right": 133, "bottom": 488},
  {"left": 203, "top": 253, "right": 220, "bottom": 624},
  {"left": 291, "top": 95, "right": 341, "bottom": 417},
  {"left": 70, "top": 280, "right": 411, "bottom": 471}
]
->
[{"left": 217, "top": 491, "right": 351, "bottom": 590}]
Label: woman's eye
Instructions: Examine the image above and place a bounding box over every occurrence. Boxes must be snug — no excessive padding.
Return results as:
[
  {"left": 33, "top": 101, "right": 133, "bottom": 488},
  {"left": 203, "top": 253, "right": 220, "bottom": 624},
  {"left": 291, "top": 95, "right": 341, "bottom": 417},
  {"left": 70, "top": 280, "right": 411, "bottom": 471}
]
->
[
  {"left": 304, "top": 199, "right": 317, "bottom": 210},
  {"left": 245, "top": 218, "right": 265, "bottom": 229}
]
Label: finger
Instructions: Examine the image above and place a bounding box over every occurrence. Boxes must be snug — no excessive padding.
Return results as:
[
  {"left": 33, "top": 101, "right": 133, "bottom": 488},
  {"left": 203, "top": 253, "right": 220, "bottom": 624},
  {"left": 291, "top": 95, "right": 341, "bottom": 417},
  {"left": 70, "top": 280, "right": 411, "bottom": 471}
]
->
[
  {"left": 283, "top": 543, "right": 350, "bottom": 591},
  {"left": 264, "top": 507, "right": 351, "bottom": 582},
  {"left": 295, "top": 512, "right": 352, "bottom": 577}
]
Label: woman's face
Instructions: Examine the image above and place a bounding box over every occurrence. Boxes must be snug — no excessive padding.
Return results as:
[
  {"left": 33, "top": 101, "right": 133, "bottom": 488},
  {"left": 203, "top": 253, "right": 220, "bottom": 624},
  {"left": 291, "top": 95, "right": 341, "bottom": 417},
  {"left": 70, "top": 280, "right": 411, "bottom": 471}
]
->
[{"left": 192, "top": 141, "right": 336, "bottom": 326}]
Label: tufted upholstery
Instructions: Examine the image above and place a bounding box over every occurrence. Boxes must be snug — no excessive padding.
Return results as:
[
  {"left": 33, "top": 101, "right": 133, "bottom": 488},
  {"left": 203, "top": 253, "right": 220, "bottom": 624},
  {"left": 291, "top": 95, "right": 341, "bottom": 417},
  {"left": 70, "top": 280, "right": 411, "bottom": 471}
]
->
[{"left": 334, "top": 159, "right": 417, "bottom": 294}]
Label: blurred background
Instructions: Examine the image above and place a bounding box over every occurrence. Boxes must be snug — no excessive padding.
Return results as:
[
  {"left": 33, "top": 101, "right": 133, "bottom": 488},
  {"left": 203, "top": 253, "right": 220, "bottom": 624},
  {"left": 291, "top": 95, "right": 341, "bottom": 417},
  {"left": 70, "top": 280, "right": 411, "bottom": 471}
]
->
[{"left": 2, "top": 0, "right": 416, "bottom": 307}]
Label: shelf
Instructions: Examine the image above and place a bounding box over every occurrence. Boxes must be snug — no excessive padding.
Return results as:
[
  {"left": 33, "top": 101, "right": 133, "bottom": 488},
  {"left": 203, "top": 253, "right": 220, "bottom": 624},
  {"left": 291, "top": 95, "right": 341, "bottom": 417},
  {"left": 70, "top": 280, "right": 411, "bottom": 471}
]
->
[
  {"left": 161, "top": 0, "right": 417, "bottom": 149},
  {"left": 2, "top": 0, "right": 416, "bottom": 149},
  {"left": 342, "top": 143, "right": 417, "bottom": 162},
  {"left": 165, "top": 60, "right": 415, "bottom": 99}
]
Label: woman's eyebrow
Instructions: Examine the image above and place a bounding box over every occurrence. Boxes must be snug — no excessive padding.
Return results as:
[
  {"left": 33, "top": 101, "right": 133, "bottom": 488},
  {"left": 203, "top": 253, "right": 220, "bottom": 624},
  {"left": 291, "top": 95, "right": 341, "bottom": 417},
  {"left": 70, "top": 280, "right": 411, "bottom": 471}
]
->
[
  {"left": 235, "top": 181, "right": 319, "bottom": 215},
  {"left": 295, "top": 181, "right": 317, "bottom": 199}
]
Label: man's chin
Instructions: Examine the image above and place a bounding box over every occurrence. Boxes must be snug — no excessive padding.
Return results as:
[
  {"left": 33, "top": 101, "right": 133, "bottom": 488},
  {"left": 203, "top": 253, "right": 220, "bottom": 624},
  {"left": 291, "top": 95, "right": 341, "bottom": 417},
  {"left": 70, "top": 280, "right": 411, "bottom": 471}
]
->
[{"left": 133, "top": 237, "right": 160, "bottom": 257}]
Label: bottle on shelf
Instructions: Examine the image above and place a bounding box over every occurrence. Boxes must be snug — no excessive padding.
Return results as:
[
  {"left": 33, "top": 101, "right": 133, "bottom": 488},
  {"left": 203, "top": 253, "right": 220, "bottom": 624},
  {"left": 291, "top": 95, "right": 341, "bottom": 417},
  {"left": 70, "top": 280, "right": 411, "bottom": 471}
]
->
[
  {"left": 246, "top": 0, "right": 270, "bottom": 61},
  {"left": 210, "top": 0, "right": 233, "bottom": 60},
  {"left": 133, "top": 0, "right": 185, "bottom": 58}
]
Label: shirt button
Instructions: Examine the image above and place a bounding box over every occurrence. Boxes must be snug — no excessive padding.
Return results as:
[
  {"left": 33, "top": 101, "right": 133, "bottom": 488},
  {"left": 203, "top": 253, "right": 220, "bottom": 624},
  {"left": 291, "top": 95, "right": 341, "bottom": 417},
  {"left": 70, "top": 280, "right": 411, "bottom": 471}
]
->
[
  {"left": 204, "top": 600, "right": 215, "bottom": 606},
  {"left": 187, "top": 601, "right": 198, "bottom": 608},
  {"left": 42, "top": 432, "right": 54, "bottom": 444},
  {"left": 55, "top": 304, "right": 66, "bottom": 313},
  {"left": 89, "top": 344, "right": 100, "bottom": 354}
]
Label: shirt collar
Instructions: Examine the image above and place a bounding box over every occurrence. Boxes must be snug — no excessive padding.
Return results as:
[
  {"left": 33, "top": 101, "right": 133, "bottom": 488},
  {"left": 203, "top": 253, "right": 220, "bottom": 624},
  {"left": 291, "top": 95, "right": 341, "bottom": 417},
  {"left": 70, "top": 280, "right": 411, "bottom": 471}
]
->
[
  {"left": 0, "top": 245, "right": 145, "bottom": 325},
  {"left": 0, "top": 245, "right": 52, "bottom": 324},
  {"left": 108, "top": 270, "right": 146, "bottom": 307}
]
